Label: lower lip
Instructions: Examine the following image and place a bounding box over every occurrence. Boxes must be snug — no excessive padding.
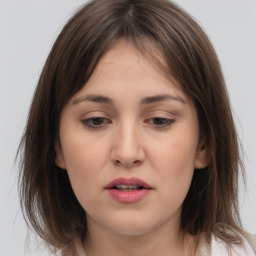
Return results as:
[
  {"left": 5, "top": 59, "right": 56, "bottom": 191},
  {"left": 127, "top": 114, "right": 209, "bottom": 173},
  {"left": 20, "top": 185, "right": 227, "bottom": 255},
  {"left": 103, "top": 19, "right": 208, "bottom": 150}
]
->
[{"left": 106, "top": 189, "right": 151, "bottom": 203}]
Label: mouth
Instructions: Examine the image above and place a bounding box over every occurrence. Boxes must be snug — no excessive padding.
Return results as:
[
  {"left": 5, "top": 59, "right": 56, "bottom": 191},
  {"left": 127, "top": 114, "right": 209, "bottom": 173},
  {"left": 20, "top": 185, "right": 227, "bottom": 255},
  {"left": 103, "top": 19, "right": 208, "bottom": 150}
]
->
[
  {"left": 105, "top": 177, "right": 152, "bottom": 203},
  {"left": 112, "top": 185, "right": 146, "bottom": 191},
  {"left": 105, "top": 177, "right": 152, "bottom": 190}
]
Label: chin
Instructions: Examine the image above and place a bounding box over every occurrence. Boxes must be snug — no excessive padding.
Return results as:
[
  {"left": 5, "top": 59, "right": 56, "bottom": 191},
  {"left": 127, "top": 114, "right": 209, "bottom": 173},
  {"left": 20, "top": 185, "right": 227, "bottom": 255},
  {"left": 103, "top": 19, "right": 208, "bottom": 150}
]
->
[{"left": 108, "top": 218, "right": 157, "bottom": 236}]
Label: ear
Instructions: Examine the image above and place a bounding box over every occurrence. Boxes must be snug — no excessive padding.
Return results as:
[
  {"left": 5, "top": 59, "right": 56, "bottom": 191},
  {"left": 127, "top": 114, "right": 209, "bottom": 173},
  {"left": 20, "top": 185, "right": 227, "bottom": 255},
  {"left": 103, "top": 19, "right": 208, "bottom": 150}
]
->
[
  {"left": 55, "top": 143, "right": 66, "bottom": 170},
  {"left": 194, "top": 139, "right": 210, "bottom": 169}
]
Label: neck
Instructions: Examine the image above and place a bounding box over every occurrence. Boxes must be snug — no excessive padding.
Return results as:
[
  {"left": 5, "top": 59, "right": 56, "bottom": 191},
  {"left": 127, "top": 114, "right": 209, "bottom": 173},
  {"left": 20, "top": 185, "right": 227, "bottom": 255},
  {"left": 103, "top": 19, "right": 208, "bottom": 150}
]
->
[{"left": 84, "top": 217, "right": 196, "bottom": 256}]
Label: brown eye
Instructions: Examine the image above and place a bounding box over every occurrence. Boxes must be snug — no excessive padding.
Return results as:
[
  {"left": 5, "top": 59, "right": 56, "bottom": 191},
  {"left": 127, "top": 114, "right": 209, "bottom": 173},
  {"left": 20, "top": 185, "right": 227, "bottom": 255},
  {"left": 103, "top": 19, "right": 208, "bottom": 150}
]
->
[
  {"left": 152, "top": 118, "right": 174, "bottom": 126},
  {"left": 81, "top": 117, "right": 111, "bottom": 128},
  {"left": 153, "top": 118, "right": 168, "bottom": 125},
  {"left": 146, "top": 118, "right": 175, "bottom": 128}
]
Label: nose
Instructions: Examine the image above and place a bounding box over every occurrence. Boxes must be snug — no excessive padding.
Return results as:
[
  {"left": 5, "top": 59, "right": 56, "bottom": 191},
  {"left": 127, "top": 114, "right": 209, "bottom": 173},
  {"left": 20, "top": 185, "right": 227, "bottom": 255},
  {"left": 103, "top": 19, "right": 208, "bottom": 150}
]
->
[{"left": 111, "top": 122, "right": 145, "bottom": 168}]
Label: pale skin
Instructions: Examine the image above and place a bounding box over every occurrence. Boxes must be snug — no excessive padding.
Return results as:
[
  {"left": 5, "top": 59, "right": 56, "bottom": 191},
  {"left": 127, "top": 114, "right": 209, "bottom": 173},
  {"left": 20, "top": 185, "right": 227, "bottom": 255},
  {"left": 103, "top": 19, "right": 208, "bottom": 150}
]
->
[{"left": 56, "top": 40, "right": 209, "bottom": 256}]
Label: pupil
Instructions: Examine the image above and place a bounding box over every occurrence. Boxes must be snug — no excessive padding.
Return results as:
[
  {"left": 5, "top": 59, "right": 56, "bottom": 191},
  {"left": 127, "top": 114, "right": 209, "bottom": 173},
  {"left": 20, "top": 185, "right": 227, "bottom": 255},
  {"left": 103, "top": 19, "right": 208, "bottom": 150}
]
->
[
  {"left": 154, "top": 118, "right": 166, "bottom": 125},
  {"left": 93, "top": 118, "right": 103, "bottom": 125}
]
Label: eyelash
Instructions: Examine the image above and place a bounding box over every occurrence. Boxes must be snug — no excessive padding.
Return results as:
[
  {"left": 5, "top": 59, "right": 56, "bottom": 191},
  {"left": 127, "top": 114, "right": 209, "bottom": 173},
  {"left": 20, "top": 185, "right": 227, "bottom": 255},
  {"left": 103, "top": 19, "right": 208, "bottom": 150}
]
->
[
  {"left": 81, "top": 117, "right": 111, "bottom": 128},
  {"left": 146, "top": 117, "right": 175, "bottom": 128},
  {"left": 81, "top": 117, "right": 175, "bottom": 130}
]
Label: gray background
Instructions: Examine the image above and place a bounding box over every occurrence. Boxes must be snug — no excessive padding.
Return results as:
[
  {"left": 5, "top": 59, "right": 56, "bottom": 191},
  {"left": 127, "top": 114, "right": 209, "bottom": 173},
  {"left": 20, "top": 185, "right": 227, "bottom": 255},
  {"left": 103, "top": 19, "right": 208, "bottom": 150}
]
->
[{"left": 0, "top": 0, "right": 255, "bottom": 255}]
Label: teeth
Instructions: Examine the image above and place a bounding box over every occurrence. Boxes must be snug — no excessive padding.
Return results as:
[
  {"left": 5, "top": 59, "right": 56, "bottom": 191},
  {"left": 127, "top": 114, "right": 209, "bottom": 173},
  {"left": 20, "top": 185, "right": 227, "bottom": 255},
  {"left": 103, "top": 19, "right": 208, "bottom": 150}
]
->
[{"left": 116, "top": 185, "right": 138, "bottom": 189}]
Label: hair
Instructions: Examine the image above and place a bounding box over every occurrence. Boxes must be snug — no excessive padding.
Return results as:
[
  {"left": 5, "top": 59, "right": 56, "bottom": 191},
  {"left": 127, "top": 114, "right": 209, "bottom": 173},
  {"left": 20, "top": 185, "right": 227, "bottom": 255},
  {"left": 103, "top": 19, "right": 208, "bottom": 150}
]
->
[{"left": 18, "top": 0, "right": 245, "bottom": 253}]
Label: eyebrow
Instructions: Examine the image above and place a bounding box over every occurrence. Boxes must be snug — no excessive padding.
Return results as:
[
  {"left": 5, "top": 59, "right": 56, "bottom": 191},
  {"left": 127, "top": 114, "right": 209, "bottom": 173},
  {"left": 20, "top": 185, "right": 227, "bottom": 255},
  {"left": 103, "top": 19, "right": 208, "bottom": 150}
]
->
[
  {"left": 72, "top": 95, "right": 113, "bottom": 105},
  {"left": 140, "top": 94, "right": 186, "bottom": 104},
  {"left": 72, "top": 93, "right": 186, "bottom": 105}
]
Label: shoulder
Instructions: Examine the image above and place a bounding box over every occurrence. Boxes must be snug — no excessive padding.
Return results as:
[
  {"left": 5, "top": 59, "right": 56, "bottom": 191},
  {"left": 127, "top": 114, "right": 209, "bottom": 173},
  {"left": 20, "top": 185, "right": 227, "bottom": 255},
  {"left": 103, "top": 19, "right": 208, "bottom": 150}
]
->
[
  {"left": 72, "top": 234, "right": 256, "bottom": 256},
  {"left": 211, "top": 234, "right": 256, "bottom": 256}
]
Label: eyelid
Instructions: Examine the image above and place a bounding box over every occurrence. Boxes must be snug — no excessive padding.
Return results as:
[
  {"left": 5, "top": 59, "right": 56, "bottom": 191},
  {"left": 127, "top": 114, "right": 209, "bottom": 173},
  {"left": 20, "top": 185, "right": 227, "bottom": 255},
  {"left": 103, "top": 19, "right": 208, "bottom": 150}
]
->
[
  {"left": 81, "top": 117, "right": 112, "bottom": 129},
  {"left": 81, "top": 111, "right": 109, "bottom": 118},
  {"left": 80, "top": 111, "right": 112, "bottom": 129},
  {"left": 145, "top": 117, "right": 175, "bottom": 126},
  {"left": 144, "top": 110, "right": 176, "bottom": 119},
  {"left": 144, "top": 111, "right": 176, "bottom": 129}
]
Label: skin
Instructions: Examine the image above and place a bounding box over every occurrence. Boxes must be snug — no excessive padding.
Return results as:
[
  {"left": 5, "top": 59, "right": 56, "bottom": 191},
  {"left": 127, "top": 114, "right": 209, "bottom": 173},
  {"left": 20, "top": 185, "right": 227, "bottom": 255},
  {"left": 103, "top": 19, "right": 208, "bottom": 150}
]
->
[{"left": 56, "top": 40, "right": 209, "bottom": 256}]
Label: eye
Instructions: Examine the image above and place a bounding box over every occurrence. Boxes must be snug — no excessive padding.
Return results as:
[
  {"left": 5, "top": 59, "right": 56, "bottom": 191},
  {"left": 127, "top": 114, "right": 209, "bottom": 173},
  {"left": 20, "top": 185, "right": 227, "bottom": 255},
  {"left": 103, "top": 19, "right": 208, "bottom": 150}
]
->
[
  {"left": 81, "top": 117, "right": 111, "bottom": 129},
  {"left": 147, "top": 117, "right": 175, "bottom": 128}
]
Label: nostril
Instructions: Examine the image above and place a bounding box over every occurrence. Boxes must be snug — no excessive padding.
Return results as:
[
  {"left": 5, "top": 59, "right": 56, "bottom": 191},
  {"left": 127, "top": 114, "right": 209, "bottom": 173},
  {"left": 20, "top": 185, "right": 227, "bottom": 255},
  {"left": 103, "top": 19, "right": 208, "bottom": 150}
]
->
[
  {"left": 132, "top": 160, "right": 142, "bottom": 167},
  {"left": 114, "top": 159, "right": 142, "bottom": 167},
  {"left": 114, "top": 160, "right": 121, "bottom": 166}
]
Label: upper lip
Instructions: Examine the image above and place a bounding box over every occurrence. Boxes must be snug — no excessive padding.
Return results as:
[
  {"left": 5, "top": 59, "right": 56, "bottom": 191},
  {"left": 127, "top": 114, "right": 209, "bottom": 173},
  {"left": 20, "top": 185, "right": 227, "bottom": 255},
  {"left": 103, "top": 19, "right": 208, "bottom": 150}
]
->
[{"left": 105, "top": 177, "right": 152, "bottom": 189}]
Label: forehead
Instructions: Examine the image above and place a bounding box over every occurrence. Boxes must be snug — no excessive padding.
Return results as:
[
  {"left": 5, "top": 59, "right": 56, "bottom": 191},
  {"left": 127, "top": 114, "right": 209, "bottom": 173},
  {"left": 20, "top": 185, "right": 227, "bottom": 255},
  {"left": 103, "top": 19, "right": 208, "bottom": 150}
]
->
[
  {"left": 74, "top": 39, "right": 187, "bottom": 101},
  {"left": 97, "top": 39, "right": 170, "bottom": 79}
]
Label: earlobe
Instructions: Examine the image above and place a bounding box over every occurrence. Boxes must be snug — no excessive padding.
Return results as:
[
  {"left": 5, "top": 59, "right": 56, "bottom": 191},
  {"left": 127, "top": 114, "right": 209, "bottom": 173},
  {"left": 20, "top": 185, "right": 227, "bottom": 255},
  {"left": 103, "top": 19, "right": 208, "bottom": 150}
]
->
[
  {"left": 194, "top": 141, "right": 210, "bottom": 169},
  {"left": 55, "top": 144, "right": 66, "bottom": 170}
]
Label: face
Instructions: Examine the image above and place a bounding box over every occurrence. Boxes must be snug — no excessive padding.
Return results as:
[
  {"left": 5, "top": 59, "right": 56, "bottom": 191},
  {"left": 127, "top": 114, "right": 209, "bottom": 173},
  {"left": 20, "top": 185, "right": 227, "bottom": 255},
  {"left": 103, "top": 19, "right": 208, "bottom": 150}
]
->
[{"left": 56, "top": 40, "right": 208, "bottom": 237}]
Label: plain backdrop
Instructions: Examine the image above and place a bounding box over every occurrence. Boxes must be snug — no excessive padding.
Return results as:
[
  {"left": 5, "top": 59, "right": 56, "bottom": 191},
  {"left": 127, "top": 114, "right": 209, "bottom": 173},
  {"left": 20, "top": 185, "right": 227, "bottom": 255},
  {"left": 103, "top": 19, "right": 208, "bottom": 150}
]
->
[{"left": 0, "top": 0, "right": 255, "bottom": 255}]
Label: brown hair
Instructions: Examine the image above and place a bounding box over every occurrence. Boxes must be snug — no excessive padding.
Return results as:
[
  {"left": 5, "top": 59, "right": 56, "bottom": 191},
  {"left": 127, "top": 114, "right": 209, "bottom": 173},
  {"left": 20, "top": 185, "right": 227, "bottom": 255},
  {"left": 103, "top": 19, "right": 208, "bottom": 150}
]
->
[{"left": 18, "top": 0, "right": 244, "bottom": 252}]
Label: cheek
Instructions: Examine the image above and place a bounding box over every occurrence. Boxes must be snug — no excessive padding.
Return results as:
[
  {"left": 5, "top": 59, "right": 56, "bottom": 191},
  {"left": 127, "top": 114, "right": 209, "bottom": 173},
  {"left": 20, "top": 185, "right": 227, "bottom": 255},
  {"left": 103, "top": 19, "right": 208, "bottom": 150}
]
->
[
  {"left": 61, "top": 128, "right": 110, "bottom": 174},
  {"left": 148, "top": 130, "right": 198, "bottom": 198},
  {"left": 60, "top": 135, "right": 110, "bottom": 203},
  {"left": 149, "top": 135, "right": 198, "bottom": 174}
]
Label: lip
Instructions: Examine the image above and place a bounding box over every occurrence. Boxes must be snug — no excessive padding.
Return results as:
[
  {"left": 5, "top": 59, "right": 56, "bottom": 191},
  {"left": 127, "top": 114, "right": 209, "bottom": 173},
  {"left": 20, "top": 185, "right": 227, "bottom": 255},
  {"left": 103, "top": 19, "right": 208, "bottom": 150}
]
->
[
  {"left": 105, "top": 177, "right": 152, "bottom": 189},
  {"left": 105, "top": 177, "right": 152, "bottom": 203}
]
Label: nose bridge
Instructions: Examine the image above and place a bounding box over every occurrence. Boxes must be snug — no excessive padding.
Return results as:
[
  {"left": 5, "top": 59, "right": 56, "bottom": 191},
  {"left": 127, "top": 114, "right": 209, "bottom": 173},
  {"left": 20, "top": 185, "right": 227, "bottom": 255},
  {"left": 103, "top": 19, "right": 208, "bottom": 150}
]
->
[
  {"left": 119, "top": 120, "right": 138, "bottom": 151},
  {"left": 112, "top": 118, "right": 144, "bottom": 167}
]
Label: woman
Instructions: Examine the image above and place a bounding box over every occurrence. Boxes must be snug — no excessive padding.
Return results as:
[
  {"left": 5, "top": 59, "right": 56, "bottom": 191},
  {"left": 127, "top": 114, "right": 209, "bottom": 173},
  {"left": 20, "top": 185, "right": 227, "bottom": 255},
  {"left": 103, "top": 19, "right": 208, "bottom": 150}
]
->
[{"left": 18, "top": 0, "right": 256, "bottom": 255}]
